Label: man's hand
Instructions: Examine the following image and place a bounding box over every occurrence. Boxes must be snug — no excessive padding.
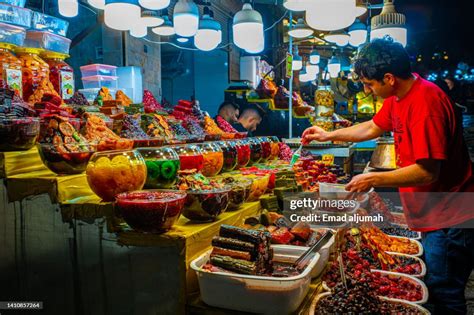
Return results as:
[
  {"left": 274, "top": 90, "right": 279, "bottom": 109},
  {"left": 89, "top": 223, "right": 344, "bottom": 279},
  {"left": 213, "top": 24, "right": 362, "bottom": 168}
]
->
[
  {"left": 301, "top": 126, "right": 331, "bottom": 144},
  {"left": 345, "top": 173, "right": 377, "bottom": 192}
]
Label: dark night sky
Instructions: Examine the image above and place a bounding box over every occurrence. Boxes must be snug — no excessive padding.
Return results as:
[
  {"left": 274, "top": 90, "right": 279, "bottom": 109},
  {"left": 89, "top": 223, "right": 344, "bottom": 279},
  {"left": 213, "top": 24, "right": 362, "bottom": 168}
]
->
[{"left": 390, "top": 0, "right": 474, "bottom": 67}]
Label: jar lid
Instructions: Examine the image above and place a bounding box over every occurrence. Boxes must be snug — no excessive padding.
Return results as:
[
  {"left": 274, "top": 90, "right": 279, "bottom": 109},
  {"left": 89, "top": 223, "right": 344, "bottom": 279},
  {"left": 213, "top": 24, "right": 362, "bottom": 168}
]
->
[
  {"left": 41, "top": 51, "right": 70, "bottom": 60},
  {"left": 14, "top": 47, "right": 44, "bottom": 55},
  {"left": 0, "top": 43, "right": 17, "bottom": 51}
]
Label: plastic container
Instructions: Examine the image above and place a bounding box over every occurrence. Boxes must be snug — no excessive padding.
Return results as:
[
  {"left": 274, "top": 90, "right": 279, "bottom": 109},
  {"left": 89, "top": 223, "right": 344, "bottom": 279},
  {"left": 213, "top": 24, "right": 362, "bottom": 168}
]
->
[
  {"left": 41, "top": 51, "right": 74, "bottom": 100},
  {"left": 309, "top": 292, "right": 430, "bottom": 315},
  {"left": 0, "top": 3, "right": 31, "bottom": 28},
  {"left": 373, "top": 253, "right": 426, "bottom": 278},
  {"left": 25, "top": 31, "right": 71, "bottom": 54},
  {"left": 191, "top": 246, "right": 320, "bottom": 315},
  {"left": 117, "top": 66, "right": 142, "bottom": 103},
  {"left": 80, "top": 64, "right": 117, "bottom": 78},
  {"left": 273, "top": 229, "right": 335, "bottom": 278},
  {"left": 78, "top": 88, "right": 116, "bottom": 102},
  {"left": 15, "top": 47, "right": 50, "bottom": 101},
  {"left": 31, "top": 12, "right": 69, "bottom": 36},
  {"left": 0, "top": 22, "right": 26, "bottom": 46},
  {"left": 0, "top": 42, "right": 23, "bottom": 96},
  {"left": 82, "top": 75, "right": 118, "bottom": 90},
  {"left": 0, "top": 117, "right": 39, "bottom": 151}
]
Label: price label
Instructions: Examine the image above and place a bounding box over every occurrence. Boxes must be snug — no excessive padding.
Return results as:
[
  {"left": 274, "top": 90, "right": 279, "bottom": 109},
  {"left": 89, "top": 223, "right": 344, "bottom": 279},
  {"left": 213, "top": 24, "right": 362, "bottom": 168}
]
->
[
  {"left": 322, "top": 154, "right": 334, "bottom": 165},
  {"left": 286, "top": 53, "right": 293, "bottom": 78}
]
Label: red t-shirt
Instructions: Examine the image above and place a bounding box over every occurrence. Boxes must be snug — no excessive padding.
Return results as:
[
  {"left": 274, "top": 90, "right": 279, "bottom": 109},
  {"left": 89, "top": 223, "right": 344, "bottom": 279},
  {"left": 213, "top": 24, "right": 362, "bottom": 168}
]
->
[{"left": 373, "top": 74, "right": 474, "bottom": 231}]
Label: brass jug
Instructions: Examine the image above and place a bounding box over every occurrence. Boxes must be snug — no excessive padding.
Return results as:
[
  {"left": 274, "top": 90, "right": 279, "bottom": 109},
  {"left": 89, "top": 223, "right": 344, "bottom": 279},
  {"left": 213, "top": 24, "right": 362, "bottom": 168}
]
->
[{"left": 369, "top": 137, "right": 397, "bottom": 170}]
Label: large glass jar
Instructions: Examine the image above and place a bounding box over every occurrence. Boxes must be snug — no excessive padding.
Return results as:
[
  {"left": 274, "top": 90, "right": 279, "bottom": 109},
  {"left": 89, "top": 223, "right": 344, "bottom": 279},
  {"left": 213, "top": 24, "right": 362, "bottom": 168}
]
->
[
  {"left": 247, "top": 138, "right": 263, "bottom": 165},
  {"left": 15, "top": 47, "right": 50, "bottom": 101},
  {"left": 41, "top": 51, "right": 74, "bottom": 100},
  {"left": 268, "top": 136, "right": 280, "bottom": 160},
  {"left": 315, "top": 85, "right": 334, "bottom": 118},
  {"left": 257, "top": 137, "right": 272, "bottom": 162},
  {"left": 216, "top": 141, "right": 238, "bottom": 172},
  {"left": 173, "top": 144, "right": 204, "bottom": 172},
  {"left": 86, "top": 150, "right": 147, "bottom": 201},
  {"left": 234, "top": 140, "right": 251, "bottom": 169},
  {"left": 198, "top": 142, "right": 224, "bottom": 177},
  {"left": 0, "top": 43, "right": 23, "bottom": 97},
  {"left": 138, "top": 147, "right": 180, "bottom": 189}
]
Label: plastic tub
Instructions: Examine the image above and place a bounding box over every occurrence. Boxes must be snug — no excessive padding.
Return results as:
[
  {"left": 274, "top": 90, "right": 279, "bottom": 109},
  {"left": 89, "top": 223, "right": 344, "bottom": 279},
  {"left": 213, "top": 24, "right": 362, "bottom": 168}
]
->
[
  {"left": 82, "top": 75, "right": 118, "bottom": 89},
  {"left": 25, "top": 31, "right": 71, "bottom": 54},
  {"left": 191, "top": 247, "right": 320, "bottom": 315},
  {"left": 309, "top": 292, "right": 430, "bottom": 315},
  {"left": 372, "top": 253, "right": 426, "bottom": 278},
  {"left": 31, "top": 12, "right": 69, "bottom": 36},
  {"left": 273, "top": 229, "right": 335, "bottom": 278},
  {"left": 0, "top": 3, "right": 31, "bottom": 28},
  {"left": 319, "top": 182, "right": 373, "bottom": 205},
  {"left": 80, "top": 64, "right": 117, "bottom": 77},
  {"left": 0, "top": 23, "right": 26, "bottom": 46}
]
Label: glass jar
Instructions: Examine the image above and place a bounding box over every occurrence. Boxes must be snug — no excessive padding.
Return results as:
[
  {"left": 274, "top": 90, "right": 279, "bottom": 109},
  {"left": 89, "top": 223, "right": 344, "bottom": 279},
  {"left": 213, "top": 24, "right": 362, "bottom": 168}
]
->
[
  {"left": 86, "top": 149, "right": 147, "bottom": 201},
  {"left": 234, "top": 140, "right": 251, "bottom": 169},
  {"left": 15, "top": 47, "right": 50, "bottom": 101},
  {"left": 315, "top": 85, "right": 334, "bottom": 118},
  {"left": 216, "top": 141, "right": 238, "bottom": 172},
  {"left": 41, "top": 51, "right": 74, "bottom": 100},
  {"left": 313, "top": 117, "right": 334, "bottom": 132},
  {"left": 257, "top": 137, "right": 272, "bottom": 162},
  {"left": 198, "top": 142, "right": 224, "bottom": 177},
  {"left": 173, "top": 144, "right": 204, "bottom": 172},
  {"left": 0, "top": 43, "right": 23, "bottom": 97},
  {"left": 268, "top": 136, "right": 280, "bottom": 160},
  {"left": 138, "top": 147, "right": 180, "bottom": 189},
  {"left": 247, "top": 138, "right": 263, "bottom": 165}
]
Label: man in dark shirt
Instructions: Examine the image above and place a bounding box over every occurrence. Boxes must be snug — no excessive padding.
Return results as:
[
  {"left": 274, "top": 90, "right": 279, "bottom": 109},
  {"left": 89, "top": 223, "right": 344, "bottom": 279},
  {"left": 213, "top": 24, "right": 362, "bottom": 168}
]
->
[{"left": 232, "top": 104, "right": 265, "bottom": 136}]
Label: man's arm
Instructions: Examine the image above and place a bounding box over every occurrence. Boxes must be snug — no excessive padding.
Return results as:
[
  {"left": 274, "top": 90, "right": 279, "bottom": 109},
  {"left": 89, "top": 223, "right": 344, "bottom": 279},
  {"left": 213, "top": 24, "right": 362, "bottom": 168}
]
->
[
  {"left": 302, "top": 120, "right": 385, "bottom": 144},
  {"left": 345, "top": 159, "right": 441, "bottom": 192}
]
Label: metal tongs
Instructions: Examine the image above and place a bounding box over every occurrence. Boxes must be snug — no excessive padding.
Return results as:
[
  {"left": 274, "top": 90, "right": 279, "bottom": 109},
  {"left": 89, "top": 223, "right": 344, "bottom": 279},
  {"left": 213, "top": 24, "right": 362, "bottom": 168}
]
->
[{"left": 293, "top": 230, "right": 334, "bottom": 269}]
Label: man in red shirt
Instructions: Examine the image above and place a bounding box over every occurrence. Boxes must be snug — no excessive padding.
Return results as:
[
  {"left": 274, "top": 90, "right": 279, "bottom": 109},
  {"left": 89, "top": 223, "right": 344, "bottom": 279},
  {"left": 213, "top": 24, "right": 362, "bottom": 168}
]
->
[{"left": 302, "top": 38, "right": 474, "bottom": 314}]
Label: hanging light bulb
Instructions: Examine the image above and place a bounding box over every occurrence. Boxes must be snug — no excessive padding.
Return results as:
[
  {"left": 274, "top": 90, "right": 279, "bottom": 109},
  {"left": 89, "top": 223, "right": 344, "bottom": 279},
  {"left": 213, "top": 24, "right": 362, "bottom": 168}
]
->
[
  {"left": 195, "top": 7, "right": 222, "bottom": 51},
  {"left": 88, "top": 0, "right": 105, "bottom": 10},
  {"left": 152, "top": 15, "right": 175, "bottom": 36},
  {"left": 307, "top": 63, "right": 320, "bottom": 76},
  {"left": 370, "top": 0, "right": 407, "bottom": 47},
  {"left": 130, "top": 22, "right": 147, "bottom": 37},
  {"left": 325, "top": 30, "right": 350, "bottom": 46},
  {"left": 177, "top": 37, "right": 189, "bottom": 43},
  {"left": 292, "top": 47, "right": 303, "bottom": 71},
  {"left": 355, "top": 0, "right": 367, "bottom": 17},
  {"left": 310, "top": 50, "right": 320, "bottom": 64},
  {"left": 105, "top": 0, "right": 141, "bottom": 31},
  {"left": 299, "top": 67, "right": 311, "bottom": 82},
  {"left": 306, "top": 0, "right": 356, "bottom": 31},
  {"left": 141, "top": 10, "right": 164, "bottom": 27},
  {"left": 283, "top": 0, "right": 310, "bottom": 12},
  {"left": 288, "top": 18, "right": 313, "bottom": 39},
  {"left": 58, "top": 0, "right": 78, "bottom": 17},
  {"left": 173, "top": 0, "right": 199, "bottom": 37},
  {"left": 328, "top": 55, "right": 341, "bottom": 78},
  {"left": 348, "top": 18, "right": 367, "bottom": 46},
  {"left": 139, "top": 0, "right": 170, "bottom": 10},
  {"left": 232, "top": 3, "right": 264, "bottom": 52},
  {"left": 245, "top": 38, "right": 264, "bottom": 54}
]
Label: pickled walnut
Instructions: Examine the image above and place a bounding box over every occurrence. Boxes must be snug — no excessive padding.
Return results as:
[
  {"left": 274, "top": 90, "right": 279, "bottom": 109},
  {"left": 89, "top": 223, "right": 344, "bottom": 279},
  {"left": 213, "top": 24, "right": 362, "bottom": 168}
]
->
[{"left": 15, "top": 48, "right": 50, "bottom": 102}]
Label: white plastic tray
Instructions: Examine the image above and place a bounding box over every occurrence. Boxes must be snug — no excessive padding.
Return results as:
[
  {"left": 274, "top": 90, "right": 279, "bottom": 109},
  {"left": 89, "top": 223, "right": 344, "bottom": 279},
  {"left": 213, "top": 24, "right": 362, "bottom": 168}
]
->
[
  {"left": 191, "top": 247, "right": 320, "bottom": 315},
  {"left": 372, "top": 270, "right": 429, "bottom": 305},
  {"left": 310, "top": 292, "right": 430, "bottom": 314},
  {"left": 378, "top": 253, "right": 426, "bottom": 278},
  {"left": 388, "top": 235, "right": 424, "bottom": 257}
]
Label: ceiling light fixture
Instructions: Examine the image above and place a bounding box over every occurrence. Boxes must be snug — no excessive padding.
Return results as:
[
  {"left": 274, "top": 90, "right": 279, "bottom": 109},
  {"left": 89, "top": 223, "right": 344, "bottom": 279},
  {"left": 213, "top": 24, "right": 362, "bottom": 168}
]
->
[
  {"left": 348, "top": 18, "right": 367, "bottom": 46},
  {"left": 310, "top": 50, "right": 320, "bottom": 64},
  {"left": 292, "top": 47, "right": 303, "bottom": 71},
  {"left": 355, "top": 0, "right": 367, "bottom": 17},
  {"left": 58, "top": 0, "right": 78, "bottom": 17},
  {"left": 194, "top": 6, "right": 222, "bottom": 51},
  {"left": 328, "top": 55, "right": 341, "bottom": 78},
  {"left": 233, "top": 3, "right": 264, "bottom": 53},
  {"left": 370, "top": 0, "right": 407, "bottom": 47},
  {"left": 87, "top": 0, "right": 105, "bottom": 10},
  {"left": 151, "top": 15, "right": 175, "bottom": 36},
  {"left": 141, "top": 10, "right": 164, "bottom": 27},
  {"left": 104, "top": 0, "right": 141, "bottom": 31},
  {"left": 288, "top": 18, "right": 314, "bottom": 39},
  {"left": 173, "top": 0, "right": 199, "bottom": 37},
  {"left": 130, "top": 22, "right": 147, "bottom": 37},
  {"left": 139, "top": 0, "right": 170, "bottom": 10},
  {"left": 325, "top": 30, "right": 350, "bottom": 46},
  {"left": 283, "top": 0, "right": 310, "bottom": 12},
  {"left": 306, "top": 0, "right": 356, "bottom": 31}
]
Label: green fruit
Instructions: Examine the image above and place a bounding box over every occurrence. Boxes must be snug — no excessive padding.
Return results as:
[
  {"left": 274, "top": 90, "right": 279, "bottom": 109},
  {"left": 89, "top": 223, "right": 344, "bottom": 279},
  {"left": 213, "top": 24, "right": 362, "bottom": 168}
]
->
[
  {"left": 160, "top": 160, "right": 178, "bottom": 180},
  {"left": 146, "top": 160, "right": 161, "bottom": 179}
]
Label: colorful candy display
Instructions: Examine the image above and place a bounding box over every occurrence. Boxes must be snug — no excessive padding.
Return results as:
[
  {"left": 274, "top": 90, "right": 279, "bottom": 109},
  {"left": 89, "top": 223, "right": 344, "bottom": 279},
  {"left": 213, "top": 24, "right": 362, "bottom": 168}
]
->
[{"left": 199, "top": 142, "right": 224, "bottom": 177}]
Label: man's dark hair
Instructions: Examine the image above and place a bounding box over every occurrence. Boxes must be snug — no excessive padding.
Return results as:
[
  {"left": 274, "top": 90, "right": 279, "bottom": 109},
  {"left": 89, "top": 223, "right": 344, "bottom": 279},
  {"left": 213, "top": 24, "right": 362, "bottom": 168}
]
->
[
  {"left": 240, "top": 103, "right": 266, "bottom": 119},
  {"left": 218, "top": 101, "right": 240, "bottom": 113},
  {"left": 353, "top": 38, "right": 412, "bottom": 81}
]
